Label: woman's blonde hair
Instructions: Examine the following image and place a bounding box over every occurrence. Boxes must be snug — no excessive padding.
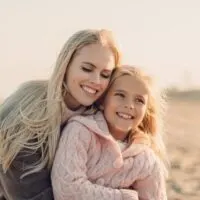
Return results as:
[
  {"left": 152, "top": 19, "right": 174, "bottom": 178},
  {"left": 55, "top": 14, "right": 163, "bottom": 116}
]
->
[
  {"left": 100, "top": 66, "right": 168, "bottom": 166},
  {"left": 0, "top": 29, "right": 121, "bottom": 176}
]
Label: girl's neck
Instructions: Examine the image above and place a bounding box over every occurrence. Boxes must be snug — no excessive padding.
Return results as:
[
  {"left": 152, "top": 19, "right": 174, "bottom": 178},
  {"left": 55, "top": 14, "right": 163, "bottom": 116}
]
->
[{"left": 109, "top": 127, "right": 129, "bottom": 142}]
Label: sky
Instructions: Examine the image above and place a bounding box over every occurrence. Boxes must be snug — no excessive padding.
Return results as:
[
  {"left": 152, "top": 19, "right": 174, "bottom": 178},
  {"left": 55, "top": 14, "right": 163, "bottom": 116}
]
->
[{"left": 1, "top": 0, "right": 200, "bottom": 98}]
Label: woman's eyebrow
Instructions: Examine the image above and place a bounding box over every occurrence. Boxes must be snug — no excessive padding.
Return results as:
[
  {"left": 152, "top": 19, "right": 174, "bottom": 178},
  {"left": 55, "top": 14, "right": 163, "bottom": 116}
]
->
[
  {"left": 82, "top": 62, "right": 112, "bottom": 73},
  {"left": 82, "top": 62, "right": 96, "bottom": 68},
  {"left": 114, "top": 89, "right": 126, "bottom": 93}
]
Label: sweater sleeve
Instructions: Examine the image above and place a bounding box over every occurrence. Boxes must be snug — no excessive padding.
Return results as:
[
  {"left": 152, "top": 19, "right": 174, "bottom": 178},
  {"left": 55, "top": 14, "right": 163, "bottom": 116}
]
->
[
  {"left": 51, "top": 121, "right": 138, "bottom": 200},
  {"left": 0, "top": 149, "right": 53, "bottom": 200},
  {"left": 132, "top": 154, "right": 167, "bottom": 200}
]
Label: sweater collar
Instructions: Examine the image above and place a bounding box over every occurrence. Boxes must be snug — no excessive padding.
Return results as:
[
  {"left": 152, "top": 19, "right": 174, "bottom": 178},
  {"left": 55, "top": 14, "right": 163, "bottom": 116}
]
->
[{"left": 68, "top": 111, "right": 149, "bottom": 157}]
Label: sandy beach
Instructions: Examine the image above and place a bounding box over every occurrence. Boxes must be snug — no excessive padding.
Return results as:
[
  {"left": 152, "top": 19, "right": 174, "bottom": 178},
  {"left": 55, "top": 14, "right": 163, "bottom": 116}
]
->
[{"left": 166, "top": 100, "right": 200, "bottom": 200}]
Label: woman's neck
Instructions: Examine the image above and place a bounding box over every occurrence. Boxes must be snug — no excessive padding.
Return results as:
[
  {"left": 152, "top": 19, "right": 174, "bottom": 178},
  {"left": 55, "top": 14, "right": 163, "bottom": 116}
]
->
[{"left": 64, "top": 92, "right": 82, "bottom": 111}]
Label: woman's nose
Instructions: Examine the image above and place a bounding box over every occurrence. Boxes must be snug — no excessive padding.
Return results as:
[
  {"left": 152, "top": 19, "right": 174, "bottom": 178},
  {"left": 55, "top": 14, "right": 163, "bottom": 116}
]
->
[{"left": 91, "top": 74, "right": 101, "bottom": 85}]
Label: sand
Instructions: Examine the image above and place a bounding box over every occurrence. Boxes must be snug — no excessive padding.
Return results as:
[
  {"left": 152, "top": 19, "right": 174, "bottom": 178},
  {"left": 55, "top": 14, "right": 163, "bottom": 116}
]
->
[{"left": 166, "top": 100, "right": 200, "bottom": 200}]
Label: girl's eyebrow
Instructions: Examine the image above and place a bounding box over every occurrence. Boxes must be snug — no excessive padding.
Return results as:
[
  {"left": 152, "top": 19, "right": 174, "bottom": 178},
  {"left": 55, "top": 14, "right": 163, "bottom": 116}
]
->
[
  {"left": 114, "top": 89, "right": 147, "bottom": 98},
  {"left": 136, "top": 94, "right": 145, "bottom": 98}
]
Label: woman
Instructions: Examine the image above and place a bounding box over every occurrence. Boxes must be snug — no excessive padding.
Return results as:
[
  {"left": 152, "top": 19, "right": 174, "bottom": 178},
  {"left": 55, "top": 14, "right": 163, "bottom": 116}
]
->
[{"left": 0, "top": 29, "right": 121, "bottom": 200}]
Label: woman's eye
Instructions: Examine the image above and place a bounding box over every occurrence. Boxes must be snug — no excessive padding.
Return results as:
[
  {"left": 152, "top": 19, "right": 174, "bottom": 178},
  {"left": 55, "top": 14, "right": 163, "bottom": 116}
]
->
[
  {"left": 115, "top": 92, "right": 125, "bottom": 98},
  {"left": 82, "top": 66, "right": 92, "bottom": 72},
  {"left": 101, "top": 73, "right": 111, "bottom": 79}
]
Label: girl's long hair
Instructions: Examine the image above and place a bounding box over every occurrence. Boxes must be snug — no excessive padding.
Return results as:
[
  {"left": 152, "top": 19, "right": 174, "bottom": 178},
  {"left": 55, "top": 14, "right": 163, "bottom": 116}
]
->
[{"left": 98, "top": 66, "right": 169, "bottom": 169}]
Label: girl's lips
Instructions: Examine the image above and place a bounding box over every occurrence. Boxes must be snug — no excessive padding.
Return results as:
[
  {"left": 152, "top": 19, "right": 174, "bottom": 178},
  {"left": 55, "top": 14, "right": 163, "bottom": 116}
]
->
[{"left": 116, "top": 112, "right": 134, "bottom": 120}]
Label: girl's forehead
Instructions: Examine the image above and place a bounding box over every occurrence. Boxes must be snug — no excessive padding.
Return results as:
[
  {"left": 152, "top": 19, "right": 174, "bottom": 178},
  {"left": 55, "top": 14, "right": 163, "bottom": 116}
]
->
[{"left": 111, "top": 75, "right": 150, "bottom": 92}]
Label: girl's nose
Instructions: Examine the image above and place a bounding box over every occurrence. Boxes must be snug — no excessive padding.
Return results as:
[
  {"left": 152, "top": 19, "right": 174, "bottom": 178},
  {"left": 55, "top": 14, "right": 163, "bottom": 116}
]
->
[{"left": 124, "top": 101, "right": 134, "bottom": 110}]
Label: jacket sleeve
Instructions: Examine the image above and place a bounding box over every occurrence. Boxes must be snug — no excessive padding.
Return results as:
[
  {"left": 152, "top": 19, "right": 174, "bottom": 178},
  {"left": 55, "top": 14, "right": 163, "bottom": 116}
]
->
[
  {"left": 0, "top": 148, "right": 54, "bottom": 200},
  {"left": 51, "top": 121, "right": 138, "bottom": 200},
  {"left": 132, "top": 155, "right": 167, "bottom": 200}
]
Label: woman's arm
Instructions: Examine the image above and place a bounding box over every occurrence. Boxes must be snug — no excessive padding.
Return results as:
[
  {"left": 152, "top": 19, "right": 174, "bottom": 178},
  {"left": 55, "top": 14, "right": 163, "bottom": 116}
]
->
[
  {"left": 132, "top": 155, "right": 167, "bottom": 200},
  {"left": 51, "top": 121, "right": 138, "bottom": 200},
  {"left": 0, "top": 149, "right": 54, "bottom": 200}
]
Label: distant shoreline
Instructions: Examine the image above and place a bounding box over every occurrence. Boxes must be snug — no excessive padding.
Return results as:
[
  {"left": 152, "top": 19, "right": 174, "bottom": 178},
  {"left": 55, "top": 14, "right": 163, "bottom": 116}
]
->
[
  {"left": 1, "top": 89, "right": 200, "bottom": 104},
  {"left": 166, "top": 89, "right": 200, "bottom": 102}
]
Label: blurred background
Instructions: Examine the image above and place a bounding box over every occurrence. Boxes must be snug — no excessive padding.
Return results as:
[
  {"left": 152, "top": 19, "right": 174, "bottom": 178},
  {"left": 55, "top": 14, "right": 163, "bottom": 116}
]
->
[{"left": 0, "top": 0, "right": 200, "bottom": 199}]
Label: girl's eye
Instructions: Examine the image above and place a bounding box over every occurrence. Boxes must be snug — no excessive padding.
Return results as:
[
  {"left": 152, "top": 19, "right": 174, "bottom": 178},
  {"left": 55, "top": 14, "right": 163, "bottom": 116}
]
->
[
  {"left": 82, "top": 66, "right": 93, "bottom": 72},
  {"left": 136, "top": 98, "right": 145, "bottom": 104},
  {"left": 101, "top": 73, "right": 111, "bottom": 79},
  {"left": 115, "top": 92, "right": 125, "bottom": 98}
]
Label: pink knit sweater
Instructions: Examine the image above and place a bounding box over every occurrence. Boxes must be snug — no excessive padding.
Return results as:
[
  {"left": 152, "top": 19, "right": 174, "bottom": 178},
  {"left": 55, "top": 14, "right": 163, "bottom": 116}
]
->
[{"left": 51, "top": 112, "right": 167, "bottom": 200}]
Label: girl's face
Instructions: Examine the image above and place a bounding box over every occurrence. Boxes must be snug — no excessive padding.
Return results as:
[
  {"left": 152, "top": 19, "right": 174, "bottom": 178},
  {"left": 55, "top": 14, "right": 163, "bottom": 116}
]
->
[
  {"left": 65, "top": 43, "right": 115, "bottom": 110},
  {"left": 103, "top": 75, "right": 148, "bottom": 141}
]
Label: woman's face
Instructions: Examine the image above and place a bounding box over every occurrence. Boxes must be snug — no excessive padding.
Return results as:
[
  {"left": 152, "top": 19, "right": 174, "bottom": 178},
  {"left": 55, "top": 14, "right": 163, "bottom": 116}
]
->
[{"left": 65, "top": 43, "right": 115, "bottom": 110}]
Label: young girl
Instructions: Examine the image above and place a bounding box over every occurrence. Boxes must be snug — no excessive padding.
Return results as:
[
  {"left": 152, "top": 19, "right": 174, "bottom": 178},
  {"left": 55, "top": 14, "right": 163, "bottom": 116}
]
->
[
  {"left": 0, "top": 29, "right": 121, "bottom": 200},
  {"left": 51, "top": 66, "right": 168, "bottom": 200}
]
